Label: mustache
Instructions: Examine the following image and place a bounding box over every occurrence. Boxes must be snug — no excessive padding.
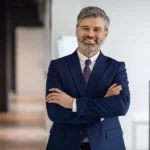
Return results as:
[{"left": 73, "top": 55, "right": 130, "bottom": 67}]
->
[{"left": 82, "top": 36, "right": 98, "bottom": 41}]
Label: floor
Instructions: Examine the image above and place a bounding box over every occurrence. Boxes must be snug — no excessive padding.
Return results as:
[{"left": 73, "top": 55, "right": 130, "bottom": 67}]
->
[{"left": 0, "top": 95, "right": 49, "bottom": 150}]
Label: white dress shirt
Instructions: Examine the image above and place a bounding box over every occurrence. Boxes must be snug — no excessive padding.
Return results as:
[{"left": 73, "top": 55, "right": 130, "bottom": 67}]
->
[{"left": 72, "top": 50, "right": 101, "bottom": 142}]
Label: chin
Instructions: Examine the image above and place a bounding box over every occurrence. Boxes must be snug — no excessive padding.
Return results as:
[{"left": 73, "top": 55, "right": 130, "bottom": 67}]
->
[
  {"left": 84, "top": 47, "right": 97, "bottom": 52},
  {"left": 83, "top": 41, "right": 96, "bottom": 45},
  {"left": 78, "top": 41, "right": 100, "bottom": 52}
]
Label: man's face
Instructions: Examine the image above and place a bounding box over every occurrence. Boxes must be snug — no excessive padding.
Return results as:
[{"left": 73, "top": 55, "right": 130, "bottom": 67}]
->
[{"left": 76, "top": 17, "right": 108, "bottom": 52}]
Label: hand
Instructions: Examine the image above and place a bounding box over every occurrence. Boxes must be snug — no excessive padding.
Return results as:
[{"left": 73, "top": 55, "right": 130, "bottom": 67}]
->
[
  {"left": 104, "top": 83, "right": 122, "bottom": 97},
  {"left": 45, "top": 88, "right": 74, "bottom": 109}
]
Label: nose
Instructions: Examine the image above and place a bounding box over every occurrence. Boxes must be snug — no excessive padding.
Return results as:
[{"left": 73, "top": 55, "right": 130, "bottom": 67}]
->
[{"left": 87, "top": 29, "right": 94, "bottom": 37}]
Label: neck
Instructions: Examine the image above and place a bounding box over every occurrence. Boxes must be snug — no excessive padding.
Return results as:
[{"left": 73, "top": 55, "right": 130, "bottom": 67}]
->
[{"left": 78, "top": 48, "right": 100, "bottom": 58}]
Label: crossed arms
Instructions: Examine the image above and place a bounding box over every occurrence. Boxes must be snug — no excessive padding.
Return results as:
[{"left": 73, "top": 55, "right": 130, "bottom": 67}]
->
[{"left": 45, "top": 60, "right": 130, "bottom": 124}]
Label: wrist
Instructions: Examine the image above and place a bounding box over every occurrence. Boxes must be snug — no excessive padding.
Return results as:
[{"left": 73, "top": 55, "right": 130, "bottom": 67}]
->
[{"left": 69, "top": 97, "right": 74, "bottom": 109}]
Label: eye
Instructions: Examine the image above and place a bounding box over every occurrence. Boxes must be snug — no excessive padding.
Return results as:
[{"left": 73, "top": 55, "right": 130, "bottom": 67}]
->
[
  {"left": 94, "top": 28, "right": 101, "bottom": 32},
  {"left": 82, "top": 27, "right": 89, "bottom": 31}
]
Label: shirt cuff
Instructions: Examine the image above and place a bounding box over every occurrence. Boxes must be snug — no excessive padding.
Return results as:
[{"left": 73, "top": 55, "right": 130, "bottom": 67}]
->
[{"left": 72, "top": 98, "right": 77, "bottom": 112}]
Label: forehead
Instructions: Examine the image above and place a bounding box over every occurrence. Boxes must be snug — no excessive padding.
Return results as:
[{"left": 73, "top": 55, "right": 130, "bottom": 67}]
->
[{"left": 78, "top": 17, "right": 105, "bottom": 28}]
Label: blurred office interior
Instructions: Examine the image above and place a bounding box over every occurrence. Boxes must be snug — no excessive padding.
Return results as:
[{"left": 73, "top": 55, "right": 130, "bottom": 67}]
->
[{"left": 0, "top": 0, "right": 150, "bottom": 150}]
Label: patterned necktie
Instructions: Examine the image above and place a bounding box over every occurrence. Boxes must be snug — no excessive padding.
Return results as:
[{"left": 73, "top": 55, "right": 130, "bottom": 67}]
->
[{"left": 83, "top": 59, "right": 91, "bottom": 88}]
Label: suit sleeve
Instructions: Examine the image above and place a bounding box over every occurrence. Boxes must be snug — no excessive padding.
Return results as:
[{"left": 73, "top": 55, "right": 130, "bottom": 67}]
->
[
  {"left": 76, "top": 62, "right": 130, "bottom": 118},
  {"left": 46, "top": 60, "right": 100, "bottom": 124}
]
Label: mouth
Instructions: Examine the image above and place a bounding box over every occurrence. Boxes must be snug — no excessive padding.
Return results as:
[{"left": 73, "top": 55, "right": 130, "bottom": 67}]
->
[{"left": 83, "top": 39, "right": 96, "bottom": 44}]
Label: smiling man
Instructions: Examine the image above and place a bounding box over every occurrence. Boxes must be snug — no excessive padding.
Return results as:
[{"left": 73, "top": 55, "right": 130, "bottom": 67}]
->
[{"left": 45, "top": 6, "right": 130, "bottom": 150}]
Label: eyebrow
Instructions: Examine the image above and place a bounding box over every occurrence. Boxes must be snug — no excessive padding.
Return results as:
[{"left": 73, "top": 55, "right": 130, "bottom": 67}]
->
[
  {"left": 94, "top": 27, "right": 102, "bottom": 30},
  {"left": 81, "top": 26, "right": 89, "bottom": 28},
  {"left": 81, "top": 26, "right": 102, "bottom": 30}
]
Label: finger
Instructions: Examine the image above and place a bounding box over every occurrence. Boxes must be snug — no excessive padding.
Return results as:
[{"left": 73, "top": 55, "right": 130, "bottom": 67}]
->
[
  {"left": 108, "top": 83, "right": 117, "bottom": 91},
  {"left": 110, "top": 87, "right": 122, "bottom": 95},
  {"left": 112, "top": 91, "right": 120, "bottom": 95},
  {"left": 110, "top": 85, "right": 122, "bottom": 93},
  {"left": 46, "top": 93, "right": 58, "bottom": 100},
  {"left": 109, "top": 88, "right": 122, "bottom": 94},
  {"left": 107, "top": 84, "right": 118, "bottom": 95},
  {"left": 47, "top": 99, "right": 56, "bottom": 103},
  {"left": 112, "top": 85, "right": 122, "bottom": 91},
  {"left": 45, "top": 93, "right": 58, "bottom": 100},
  {"left": 46, "top": 96, "right": 58, "bottom": 102},
  {"left": 105, "top": 86, "right": 121, "bottom": 97},
  {"left": 48, "top": 99, "right": 59, "bottom": 104},
  {"left": 49, "top": 88, "right": 62, "bottom": 93}
]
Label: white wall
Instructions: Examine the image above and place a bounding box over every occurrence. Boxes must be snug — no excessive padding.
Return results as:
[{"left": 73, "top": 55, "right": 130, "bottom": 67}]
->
[
  {"left": 51, "top": 0, "right": 150, "bottom": 149},
  {"left": 51, "top": 0, "right": 81, "bottom": 59}
]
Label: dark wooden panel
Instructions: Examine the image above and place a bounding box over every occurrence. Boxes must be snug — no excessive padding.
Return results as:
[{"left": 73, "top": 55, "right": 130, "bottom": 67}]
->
[{"left": 0, "top": 0, "right": 8, "bottom": 112}]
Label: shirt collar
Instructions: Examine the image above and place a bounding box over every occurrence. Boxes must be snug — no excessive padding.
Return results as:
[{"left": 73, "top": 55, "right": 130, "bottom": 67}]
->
[{"left": 77, "top": 49, "right": 100, "bottom": 64}]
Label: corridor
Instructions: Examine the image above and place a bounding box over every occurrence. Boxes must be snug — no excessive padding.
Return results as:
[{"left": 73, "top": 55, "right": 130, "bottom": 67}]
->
[{"left": 0, "top": 96, "right": 49, "bottom": 150}]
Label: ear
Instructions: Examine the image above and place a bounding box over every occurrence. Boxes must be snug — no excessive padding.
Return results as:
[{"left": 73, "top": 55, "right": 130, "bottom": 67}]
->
[
  {"left": 104, "top": 30, "right": 109, "bottom": 39},
  {"left": 76, "top": 26, "right": 78, "bottom": 36}
]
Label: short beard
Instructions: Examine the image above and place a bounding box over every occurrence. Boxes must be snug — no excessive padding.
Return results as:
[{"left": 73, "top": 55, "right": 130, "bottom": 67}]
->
[{"left": 77, "top": 37, "right": 102, "bottom": 52}]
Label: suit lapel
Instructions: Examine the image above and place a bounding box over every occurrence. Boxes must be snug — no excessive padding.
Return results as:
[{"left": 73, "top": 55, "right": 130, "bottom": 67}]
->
[
  {"left": 67, "top": 50, "right": 86, "bottom": 96},
  {"left": 67, "top": 50, "right": 108, "bottom": 96},
  {"left": 86, "top": 52, "right": 108, "bottom": 94}
]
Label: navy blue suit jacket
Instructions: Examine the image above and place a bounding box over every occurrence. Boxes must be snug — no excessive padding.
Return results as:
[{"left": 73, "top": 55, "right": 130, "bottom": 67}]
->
[{"left": 46, "top": 50, "right": 130, "bottom": 150}]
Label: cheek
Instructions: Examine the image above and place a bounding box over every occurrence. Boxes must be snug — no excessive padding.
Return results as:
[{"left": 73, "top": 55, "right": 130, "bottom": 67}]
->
[
  {"left": 77, "top": 30, "right": 87, "bottom": 38},
  {"left": 76, "top": 31, "right": 81, "bottom": 37},
  {"left": 97, "top": 34, "right": 106, "bottom": 40},
  {"left": 78, "top": 34, "right": 86, "bottom": 40},
  {"left": 76, "top": 29, "right": 79, "bottom": 37}
]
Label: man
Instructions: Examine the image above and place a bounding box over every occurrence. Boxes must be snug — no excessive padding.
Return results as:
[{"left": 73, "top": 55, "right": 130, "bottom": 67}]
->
[{"left": 45, "top": 6, "right": 130, "bottom": 150}]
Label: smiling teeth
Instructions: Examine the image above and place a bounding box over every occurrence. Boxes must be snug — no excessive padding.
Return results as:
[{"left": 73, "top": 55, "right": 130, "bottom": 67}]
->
[{"left": 85, "top": 39, "right": 95, "bottom": 42}]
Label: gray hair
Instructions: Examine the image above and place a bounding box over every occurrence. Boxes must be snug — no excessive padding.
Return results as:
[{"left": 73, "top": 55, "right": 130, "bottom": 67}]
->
[{"left": 77, "top": 6, "right": 110, "bottom": 31}]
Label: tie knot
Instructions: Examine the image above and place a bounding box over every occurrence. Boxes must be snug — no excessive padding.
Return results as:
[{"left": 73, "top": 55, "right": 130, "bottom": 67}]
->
[{"left": 85, "top": 59, "right": 91, "bottom": 66}]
